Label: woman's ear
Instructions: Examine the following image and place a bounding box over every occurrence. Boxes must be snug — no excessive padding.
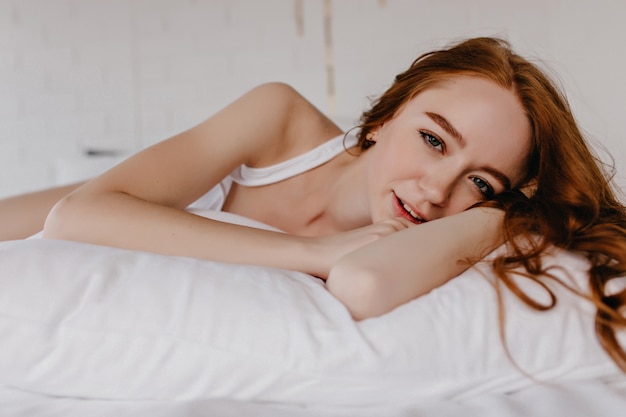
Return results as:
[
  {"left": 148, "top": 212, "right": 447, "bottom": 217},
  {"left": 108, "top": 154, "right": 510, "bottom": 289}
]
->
[
  {"left": 365, "top": 127, "right": 381, "bottom": 144},
  {"left": 362, "top": 130, "right": 378, "bottom": 149}
]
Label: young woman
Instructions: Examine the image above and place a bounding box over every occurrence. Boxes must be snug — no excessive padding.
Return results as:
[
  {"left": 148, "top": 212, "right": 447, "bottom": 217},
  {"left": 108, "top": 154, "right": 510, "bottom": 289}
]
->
[{"left": 3, "top": 37, "right": 626, "bottom": 371}]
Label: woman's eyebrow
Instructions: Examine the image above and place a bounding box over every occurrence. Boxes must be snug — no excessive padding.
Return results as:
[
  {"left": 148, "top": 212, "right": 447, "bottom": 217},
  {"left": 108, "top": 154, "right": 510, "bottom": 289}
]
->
[
  {"left": 426, "top": 112, "right": 465, "bottom": 146},
  {"left": 425, "top": 111, "right": 512, "bottom": 189}
]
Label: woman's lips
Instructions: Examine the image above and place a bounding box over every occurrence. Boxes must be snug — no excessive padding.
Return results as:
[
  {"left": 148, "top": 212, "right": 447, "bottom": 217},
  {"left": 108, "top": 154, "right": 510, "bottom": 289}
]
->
[{"left": 393, "top": 195, "right": 426, "bottom": 224}]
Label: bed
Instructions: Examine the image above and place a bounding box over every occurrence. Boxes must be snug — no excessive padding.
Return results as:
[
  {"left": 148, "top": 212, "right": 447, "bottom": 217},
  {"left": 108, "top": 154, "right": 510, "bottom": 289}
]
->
[{"left": 1, "top": 209, "right": 625, "bottom": 416}]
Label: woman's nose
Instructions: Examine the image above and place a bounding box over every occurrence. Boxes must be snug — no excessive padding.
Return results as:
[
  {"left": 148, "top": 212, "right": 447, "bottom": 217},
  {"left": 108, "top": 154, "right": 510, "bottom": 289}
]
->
[{"left": 419, "top": 172, "right": 454, "bottom": 207}]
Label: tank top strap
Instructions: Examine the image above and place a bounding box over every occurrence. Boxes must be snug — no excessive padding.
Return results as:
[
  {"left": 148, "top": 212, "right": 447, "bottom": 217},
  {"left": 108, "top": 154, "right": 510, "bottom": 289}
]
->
[{"left": 230, "top": 133, "right": 359, "bottom": 187}]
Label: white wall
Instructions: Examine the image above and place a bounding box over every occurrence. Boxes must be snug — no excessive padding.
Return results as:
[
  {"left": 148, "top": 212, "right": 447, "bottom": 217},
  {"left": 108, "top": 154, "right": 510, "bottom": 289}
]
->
[{"left": 1, "top": 0, "right": 625, "bottom": 198}]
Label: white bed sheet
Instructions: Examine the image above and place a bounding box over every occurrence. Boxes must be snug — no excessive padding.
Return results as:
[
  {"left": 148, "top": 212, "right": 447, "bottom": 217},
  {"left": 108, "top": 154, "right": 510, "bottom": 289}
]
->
[
  {"left": 2, "top": 381, "right": 626, "bottom": 417},
  {"left": 2, "top": 210, "right": 626, "bottom": 413}
]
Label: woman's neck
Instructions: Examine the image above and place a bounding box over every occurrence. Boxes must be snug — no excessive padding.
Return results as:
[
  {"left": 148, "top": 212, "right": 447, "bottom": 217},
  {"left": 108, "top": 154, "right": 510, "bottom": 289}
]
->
[{"left": 303, "top": 150, "right": 372, "bottom": 236}]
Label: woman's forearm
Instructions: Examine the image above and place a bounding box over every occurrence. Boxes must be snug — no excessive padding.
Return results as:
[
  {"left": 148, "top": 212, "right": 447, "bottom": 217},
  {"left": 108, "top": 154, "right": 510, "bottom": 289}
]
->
[
  {"left": 43, "top": 190, "right": 323, "bottom": 275},
  {"left": 0, "top": 182, "right": 84, "bottom": 241},
  {"left": 326, "top": 207, "right": 505, "bottom": 320}
]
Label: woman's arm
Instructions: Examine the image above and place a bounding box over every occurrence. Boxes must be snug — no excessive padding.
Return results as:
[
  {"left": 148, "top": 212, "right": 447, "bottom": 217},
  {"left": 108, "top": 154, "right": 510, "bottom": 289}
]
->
[
  {"left": 44, "top": 84, "right": 311, "bottom": 269},
  {"left": 0, "top": 182, "right": 84, "bottom": 241},
  {"left": 325, "top": 207, "right": 505, "bottom": 320},
  {"left": 43, "top": 83, "right": 399, "bottom": 277}
]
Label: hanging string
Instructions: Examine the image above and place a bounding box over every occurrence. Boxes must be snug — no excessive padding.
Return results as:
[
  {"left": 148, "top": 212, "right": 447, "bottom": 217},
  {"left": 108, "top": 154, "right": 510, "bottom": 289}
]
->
[
  {"left": 294, "top": 0, "right": 304, "bottom": 37},
  {"left": 323, "top": 0, "right": 335, "bottom": 117}
]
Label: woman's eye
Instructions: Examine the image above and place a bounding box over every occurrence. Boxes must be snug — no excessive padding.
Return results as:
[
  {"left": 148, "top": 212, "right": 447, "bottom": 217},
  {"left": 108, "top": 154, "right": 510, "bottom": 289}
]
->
[
  {"left": 471, "top": 177, "right": 494, "bottom": 198},
  {"left": 420, "top": 131, "right": 444, "bottom": 152}
]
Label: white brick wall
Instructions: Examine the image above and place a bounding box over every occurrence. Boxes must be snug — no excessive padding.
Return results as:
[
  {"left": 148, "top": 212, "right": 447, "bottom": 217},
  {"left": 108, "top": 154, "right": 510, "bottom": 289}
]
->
[{"left": 1, "top": 0, "right": 626, "bottom": 198}]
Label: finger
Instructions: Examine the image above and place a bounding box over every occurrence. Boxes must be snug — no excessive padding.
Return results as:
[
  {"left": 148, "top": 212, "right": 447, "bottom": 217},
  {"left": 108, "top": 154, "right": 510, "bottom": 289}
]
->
[
  {"left": 391, "top": 216, "right": 415, "bottom": 228},
  {"left": 375, "top": 217, "right": 412, "bottom": 233},
  {"left": 379, "top": 217, "right": 414, "bottom": 230}
]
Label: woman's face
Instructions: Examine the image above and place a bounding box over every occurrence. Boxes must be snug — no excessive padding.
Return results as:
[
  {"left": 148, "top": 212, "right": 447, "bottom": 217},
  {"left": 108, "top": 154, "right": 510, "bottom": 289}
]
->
[{"left": 367, "top": 75, "right": 532, "bottom": 224}]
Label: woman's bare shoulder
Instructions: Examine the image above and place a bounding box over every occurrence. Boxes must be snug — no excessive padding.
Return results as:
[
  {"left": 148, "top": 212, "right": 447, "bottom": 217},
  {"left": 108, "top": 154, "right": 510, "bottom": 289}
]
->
[{"left": 242, "top": 82, "right": 343, "bottom": 167}]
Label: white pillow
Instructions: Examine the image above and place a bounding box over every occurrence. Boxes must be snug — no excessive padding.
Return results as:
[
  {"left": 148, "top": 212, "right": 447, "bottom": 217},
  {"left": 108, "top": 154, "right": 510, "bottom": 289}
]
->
[{"left": 0, "top": 210, "right": 623, "bottom": 407}]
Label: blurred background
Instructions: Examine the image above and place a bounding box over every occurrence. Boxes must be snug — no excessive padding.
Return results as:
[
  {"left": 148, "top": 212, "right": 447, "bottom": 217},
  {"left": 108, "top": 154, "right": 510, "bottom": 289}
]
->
[{"left": 1, "top": 0, "right": 625, "bottom": 198}]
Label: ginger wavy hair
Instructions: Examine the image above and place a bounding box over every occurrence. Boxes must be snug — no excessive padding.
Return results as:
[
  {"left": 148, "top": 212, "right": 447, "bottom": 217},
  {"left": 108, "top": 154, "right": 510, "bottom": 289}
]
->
[{"left": 358, "top": 37, "right": 626, "bottom": 372}]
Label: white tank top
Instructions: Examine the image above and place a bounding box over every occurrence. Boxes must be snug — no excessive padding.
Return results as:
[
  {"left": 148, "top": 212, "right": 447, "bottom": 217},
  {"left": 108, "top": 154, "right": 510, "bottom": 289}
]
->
[{"left": 187, "top": 133, "right": 359, "bottom": 211}]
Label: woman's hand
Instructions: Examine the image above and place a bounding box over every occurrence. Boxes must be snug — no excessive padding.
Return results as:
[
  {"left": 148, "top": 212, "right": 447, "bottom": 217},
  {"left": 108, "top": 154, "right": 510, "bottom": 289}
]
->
[{"left": 307, "top": 217, "right": 414, "bottom": 279}]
